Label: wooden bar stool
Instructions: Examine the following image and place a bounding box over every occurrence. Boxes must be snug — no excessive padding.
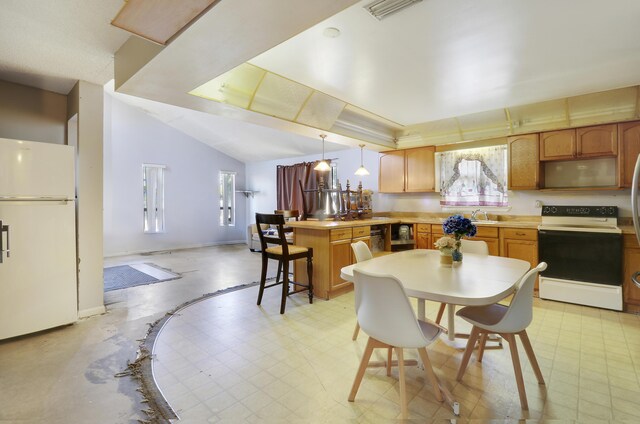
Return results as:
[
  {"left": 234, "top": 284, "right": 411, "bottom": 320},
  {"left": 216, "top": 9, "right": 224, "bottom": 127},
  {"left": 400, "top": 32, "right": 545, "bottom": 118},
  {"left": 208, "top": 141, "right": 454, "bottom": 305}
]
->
[
  {"left": 255, "top": 213, "right": 313, "bottom": 314},
  {"left": 273, "top": 209, "right": 298, "bottom": 283}
]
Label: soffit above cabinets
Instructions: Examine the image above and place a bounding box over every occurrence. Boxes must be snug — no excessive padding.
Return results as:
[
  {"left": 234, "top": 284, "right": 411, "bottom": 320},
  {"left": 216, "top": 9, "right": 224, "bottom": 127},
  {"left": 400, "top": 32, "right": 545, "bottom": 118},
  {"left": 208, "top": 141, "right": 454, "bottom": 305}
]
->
[
  {"left": 189, "top": 63, "right": 402, "bottom": 145},
  {"left": 397, "top": 86, "right": 640, "bottom": 149},
  {"left": 189, "top": 56, "right": 640, "bottom": 149}
]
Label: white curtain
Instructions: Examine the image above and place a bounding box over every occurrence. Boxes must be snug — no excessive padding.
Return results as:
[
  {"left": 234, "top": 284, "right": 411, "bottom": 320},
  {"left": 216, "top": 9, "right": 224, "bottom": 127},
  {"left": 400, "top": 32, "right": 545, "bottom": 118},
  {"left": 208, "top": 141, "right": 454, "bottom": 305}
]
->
[{"left": 437, "top": 145, "right": 508, "bottom": 207}]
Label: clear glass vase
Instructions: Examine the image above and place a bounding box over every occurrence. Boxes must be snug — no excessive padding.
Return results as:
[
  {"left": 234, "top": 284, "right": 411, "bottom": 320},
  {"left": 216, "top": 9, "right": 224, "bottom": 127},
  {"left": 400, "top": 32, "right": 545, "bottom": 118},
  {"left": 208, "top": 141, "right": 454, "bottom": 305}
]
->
[{"left": 452, "top": 238, "right": 463, "bottom": 262}]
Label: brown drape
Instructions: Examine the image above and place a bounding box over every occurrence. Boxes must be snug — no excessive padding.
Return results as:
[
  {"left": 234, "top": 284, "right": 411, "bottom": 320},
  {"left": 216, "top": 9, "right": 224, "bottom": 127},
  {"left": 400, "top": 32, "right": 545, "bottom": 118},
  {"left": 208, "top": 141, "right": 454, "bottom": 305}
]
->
[{"left": 276, "top": 161, "right": 328, "bottom": 216}]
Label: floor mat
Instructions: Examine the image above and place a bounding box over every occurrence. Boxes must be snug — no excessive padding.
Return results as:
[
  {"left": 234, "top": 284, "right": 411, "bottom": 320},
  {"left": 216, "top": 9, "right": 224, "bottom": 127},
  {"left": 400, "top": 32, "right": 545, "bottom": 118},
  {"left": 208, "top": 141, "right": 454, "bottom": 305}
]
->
[{"left": 104, "top": 263, "right": 180, "bottom": 292}]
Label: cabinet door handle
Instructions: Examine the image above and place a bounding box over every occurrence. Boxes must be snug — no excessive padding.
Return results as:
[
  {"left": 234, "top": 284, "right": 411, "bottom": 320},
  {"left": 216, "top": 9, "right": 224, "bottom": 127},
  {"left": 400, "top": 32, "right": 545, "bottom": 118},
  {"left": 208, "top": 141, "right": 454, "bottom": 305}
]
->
[
  {"left": 632, "top": 271, "right": 640, "bottom": 289},
  {"left": 515, "top": 232, "right": 526, "bottom": 236}
]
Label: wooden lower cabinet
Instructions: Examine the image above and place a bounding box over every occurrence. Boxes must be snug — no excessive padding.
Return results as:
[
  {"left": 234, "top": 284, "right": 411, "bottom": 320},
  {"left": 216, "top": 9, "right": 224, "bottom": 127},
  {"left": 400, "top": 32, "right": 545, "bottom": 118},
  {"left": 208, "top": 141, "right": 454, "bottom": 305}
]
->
[
  {"left": 416, "top": 232, "right": 431, "bottom": 249},
  {"left": 499, "top": 228, "right": 539, "bottom": 292},
  {"left": 622, "top": 235, "right": 640, "bottom": 312},
  {"left": 415, "top": 224, "right": 432, "bottom": 249},
  {"left": 330, "top": 239, "right": 353, "bottom": 292}
]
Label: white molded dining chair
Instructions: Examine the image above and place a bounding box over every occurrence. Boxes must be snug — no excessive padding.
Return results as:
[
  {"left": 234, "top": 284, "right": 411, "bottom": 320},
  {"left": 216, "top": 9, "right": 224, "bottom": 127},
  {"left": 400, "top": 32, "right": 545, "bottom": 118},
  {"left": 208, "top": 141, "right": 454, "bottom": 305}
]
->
[
  {"left": 456, "top": 262, "right": 548, "bottom": 410},
  {"left": 435, "top": 239, "right": 489, "bottom": 325},
  {"left": 460, "top": 239, "right": 490, "bottom": 255},
  {"left": 348, "top": 269, "right": 444, "bottom": 419},
  {"left": 350, "top": 241, "right": 373, "bottom": 341},
  {"left": 351, "top": 240, "right": 373, "bottom": 263}
]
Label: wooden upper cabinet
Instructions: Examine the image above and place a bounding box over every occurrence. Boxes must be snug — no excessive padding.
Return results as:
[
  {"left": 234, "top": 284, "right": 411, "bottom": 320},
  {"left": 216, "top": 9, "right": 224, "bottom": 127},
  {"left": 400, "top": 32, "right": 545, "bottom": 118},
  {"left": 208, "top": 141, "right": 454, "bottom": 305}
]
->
[
  {"left": 379, "top": 146, "right": 435, "bottom": 193},
  {"left": 379, "top": 151, "right": 405, "bottom": 193},
  {"left": 405, "top": 146, "right": 435, "bottom": 192},
  {"left": 619, "top": 121, "right": 640, "bottom": 188},
  {"left": 540, "top": 129, "right": 576, "bottom": 161},
  {"left": 577, "top": 124, "right": 617, "bottom": 158},
  {"left": 540, "top": 125, "right": 617, "bottom": 161},
  {"left": 508, "top": 134, "right": 540, "bottom": 190}
]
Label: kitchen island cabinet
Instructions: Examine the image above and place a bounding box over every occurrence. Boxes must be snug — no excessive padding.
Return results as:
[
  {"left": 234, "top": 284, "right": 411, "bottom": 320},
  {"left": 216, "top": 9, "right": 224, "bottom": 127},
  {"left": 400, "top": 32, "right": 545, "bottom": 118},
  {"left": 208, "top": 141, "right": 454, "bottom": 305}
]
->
[{"left": 288, "top": 218, "right": 397, "bottom": 299}]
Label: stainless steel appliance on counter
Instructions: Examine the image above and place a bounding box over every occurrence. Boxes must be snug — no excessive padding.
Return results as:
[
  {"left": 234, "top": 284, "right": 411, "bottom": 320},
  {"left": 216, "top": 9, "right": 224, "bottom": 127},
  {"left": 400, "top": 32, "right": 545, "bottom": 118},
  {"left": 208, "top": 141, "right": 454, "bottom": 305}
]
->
[{"left": 538, "top": 205, "right": 622, "bottom": 310}]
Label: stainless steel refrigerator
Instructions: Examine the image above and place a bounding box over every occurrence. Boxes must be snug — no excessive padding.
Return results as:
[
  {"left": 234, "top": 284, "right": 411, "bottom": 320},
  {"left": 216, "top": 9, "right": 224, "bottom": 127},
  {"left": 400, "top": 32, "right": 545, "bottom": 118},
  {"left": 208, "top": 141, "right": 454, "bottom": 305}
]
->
[{"left": 0, "top": 138, "right": 77, "bottom": 340}]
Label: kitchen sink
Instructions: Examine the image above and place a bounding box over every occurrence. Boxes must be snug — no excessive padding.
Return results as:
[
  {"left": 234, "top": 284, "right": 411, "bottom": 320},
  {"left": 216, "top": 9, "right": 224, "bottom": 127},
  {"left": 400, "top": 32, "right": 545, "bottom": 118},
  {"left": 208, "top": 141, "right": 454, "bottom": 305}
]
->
[{"left": 471, "top": 220, "right": 499, "bottom": 225}]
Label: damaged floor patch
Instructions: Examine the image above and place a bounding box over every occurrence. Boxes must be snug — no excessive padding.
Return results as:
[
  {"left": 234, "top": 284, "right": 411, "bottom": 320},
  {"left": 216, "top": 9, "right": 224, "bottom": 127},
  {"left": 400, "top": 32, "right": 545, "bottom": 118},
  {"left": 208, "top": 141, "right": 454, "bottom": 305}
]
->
[{"left": 116, "top": 282, "right": 260, "bottom": 424}]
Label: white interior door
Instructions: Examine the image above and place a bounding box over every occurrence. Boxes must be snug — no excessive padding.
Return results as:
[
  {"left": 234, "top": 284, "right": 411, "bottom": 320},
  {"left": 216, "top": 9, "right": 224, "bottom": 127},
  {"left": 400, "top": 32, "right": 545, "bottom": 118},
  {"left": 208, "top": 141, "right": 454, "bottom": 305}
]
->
[{"left": 0, "top": 201, "right": 77, "bottom": 340}]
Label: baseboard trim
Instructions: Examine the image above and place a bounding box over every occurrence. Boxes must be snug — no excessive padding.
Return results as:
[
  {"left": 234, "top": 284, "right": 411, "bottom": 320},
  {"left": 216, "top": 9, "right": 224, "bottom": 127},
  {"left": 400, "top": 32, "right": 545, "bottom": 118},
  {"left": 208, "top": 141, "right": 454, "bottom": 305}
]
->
[
  {"left": 104, "top": 240, "right": 246, "bottom": 258},
  {"left": 78, "top": 305, "right": 107, "bottom": 318}
]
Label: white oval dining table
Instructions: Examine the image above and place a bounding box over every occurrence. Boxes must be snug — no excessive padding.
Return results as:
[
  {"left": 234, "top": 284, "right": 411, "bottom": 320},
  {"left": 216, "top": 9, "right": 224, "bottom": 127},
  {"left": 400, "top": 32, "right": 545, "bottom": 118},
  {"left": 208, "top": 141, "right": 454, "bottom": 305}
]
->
[{"left": 340, "top": 249, "right": 531, "bottom": 341}]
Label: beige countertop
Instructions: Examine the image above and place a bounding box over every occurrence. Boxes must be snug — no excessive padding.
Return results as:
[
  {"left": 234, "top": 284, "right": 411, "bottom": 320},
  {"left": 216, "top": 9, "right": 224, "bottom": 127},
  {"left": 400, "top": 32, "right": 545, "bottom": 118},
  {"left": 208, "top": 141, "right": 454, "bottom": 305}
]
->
[
  {"left": 287, "top": 216, "right": 541, "bottom": 230},
  {"left": 400, "top": 218, "right": 541, "bottom": 229}
]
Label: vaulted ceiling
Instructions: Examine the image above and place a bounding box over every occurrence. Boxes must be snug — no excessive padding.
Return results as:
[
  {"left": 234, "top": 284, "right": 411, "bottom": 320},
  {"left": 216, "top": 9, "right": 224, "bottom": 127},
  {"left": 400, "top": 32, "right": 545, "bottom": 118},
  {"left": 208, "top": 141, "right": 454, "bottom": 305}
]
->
[{"left": 2, "top": 0, "right": 640, "bottom": 163}]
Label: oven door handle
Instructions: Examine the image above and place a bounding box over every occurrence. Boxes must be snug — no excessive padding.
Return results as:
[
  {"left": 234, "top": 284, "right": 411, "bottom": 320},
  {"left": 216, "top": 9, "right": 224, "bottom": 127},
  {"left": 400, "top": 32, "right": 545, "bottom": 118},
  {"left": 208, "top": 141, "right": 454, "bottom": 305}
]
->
[{"left": 633, "top": 271, "right": 640, "bottom": 289}]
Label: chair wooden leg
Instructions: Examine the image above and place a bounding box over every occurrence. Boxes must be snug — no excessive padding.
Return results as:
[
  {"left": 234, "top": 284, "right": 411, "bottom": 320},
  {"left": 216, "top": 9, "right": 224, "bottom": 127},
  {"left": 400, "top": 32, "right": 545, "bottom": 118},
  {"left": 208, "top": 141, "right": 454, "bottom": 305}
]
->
[
  {"left": 276, "top": 261, "right": 282, "bottom": 283},
  {"left": 519, "top": 330, "right": 545, "bottom": 385},
  {"left": 387, "top": 348, "right": 393, "bottom": 377},
  {"left": 348, "top": 337, "right": 376, "bottom": 402},
  {"left": 306, "top": 252, "right": 313, "bottom": 304},
  {"left": 257, "top": 254, "right": 268, "bottom": 306},
  {"left": 477, "top": 332, "right": 489, "bottom": 363},
  {"left": 504, "top": 333, "right": 528, "bottom": 410},
  {"left": 396, "top": 347, "right": 408, "bottom": 419},
  {"left": 417, "top": 347, "right": 443, "bottom": 402},
  {"left": 279, "top": 259, "right": 289, "bottom": 314},
  {"left": 352, "top": 322, "right": 360, "bottom": 341},
  {"left": 435, "top": 303, "right": 446, "bottom": 325},
  {"left": 456, "top": 326, "right": 480, "bottom": 381}
]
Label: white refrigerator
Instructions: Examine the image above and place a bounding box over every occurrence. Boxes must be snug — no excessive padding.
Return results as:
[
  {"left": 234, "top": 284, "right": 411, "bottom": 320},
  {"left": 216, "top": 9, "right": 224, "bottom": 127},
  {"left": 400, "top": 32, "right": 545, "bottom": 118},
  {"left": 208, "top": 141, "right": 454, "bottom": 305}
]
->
[{"left": 0, "top": 138, "right": 77, "bottom": 340}]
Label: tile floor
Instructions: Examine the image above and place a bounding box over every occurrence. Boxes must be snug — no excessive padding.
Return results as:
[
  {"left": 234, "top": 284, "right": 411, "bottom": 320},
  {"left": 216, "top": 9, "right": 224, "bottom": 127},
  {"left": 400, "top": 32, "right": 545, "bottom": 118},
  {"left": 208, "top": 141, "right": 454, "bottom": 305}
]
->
[{"left": 153, "top": 284, "right": 640, "bottom": 423}]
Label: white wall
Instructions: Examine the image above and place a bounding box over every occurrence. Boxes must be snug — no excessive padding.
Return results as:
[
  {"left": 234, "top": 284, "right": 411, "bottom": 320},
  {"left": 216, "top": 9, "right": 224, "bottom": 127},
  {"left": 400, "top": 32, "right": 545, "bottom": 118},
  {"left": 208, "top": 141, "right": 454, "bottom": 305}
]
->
[
  {"left": 247, "top": 147, "right": 633, "bottom": 221},
  {"left": 104, "top": 95, "right": 246, "bottom": 256}
]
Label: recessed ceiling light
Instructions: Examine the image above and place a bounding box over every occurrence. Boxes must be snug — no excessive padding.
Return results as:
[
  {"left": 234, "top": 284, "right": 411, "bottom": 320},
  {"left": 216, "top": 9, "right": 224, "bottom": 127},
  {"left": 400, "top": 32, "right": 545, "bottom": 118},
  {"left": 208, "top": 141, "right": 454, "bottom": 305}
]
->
[{"left": 323, "top": 27, "right": 341, "bottom": 38}]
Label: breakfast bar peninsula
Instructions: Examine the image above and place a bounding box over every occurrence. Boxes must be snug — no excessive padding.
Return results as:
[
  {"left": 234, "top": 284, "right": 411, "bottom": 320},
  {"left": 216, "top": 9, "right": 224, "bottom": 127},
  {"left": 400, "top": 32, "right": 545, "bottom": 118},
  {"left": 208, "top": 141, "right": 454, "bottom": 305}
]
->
[{"left": 287, "top": 218, "right": 398, "bottom": 299}]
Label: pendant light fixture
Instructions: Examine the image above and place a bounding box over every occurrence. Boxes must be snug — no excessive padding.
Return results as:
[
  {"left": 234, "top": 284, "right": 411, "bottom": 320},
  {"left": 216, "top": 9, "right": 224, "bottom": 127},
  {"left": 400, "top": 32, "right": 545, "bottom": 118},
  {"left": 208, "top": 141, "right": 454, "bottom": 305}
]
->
[
  {"left": 314, "top": 134, "right": 331, "bottom": 171},
  {"left": 354, "top": 144, "right": 370, "bottom": 176}
]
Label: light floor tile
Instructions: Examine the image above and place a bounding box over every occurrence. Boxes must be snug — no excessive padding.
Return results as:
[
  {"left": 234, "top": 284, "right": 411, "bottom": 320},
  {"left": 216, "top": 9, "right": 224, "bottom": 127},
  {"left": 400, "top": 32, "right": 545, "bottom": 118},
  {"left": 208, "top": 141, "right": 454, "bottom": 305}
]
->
[{"left": 152, "top": 280, "right": 640, "bottom": 421}]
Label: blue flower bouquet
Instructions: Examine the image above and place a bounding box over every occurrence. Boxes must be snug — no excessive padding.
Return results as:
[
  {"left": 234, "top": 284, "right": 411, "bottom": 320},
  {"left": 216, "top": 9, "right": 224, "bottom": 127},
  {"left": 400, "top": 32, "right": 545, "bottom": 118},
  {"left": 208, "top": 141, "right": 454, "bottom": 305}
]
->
[{"left": 442, "top": 215, "right": 477, "bottom": 262}]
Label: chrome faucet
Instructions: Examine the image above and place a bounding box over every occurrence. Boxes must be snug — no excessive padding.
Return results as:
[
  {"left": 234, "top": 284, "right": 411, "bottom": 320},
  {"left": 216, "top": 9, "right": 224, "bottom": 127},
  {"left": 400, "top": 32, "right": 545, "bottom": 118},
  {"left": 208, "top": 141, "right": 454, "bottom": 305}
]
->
[{"left": 471, "top": 209, "right": 488, "bottom": 221}]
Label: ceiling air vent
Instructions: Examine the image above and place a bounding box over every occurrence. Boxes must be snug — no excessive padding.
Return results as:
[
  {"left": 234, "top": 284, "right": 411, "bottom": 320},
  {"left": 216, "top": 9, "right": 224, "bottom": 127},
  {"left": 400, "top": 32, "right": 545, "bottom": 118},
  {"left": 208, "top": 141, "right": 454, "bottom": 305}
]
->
[{"left": 364, "top": 0, "right": 423, "bottom": 20}]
